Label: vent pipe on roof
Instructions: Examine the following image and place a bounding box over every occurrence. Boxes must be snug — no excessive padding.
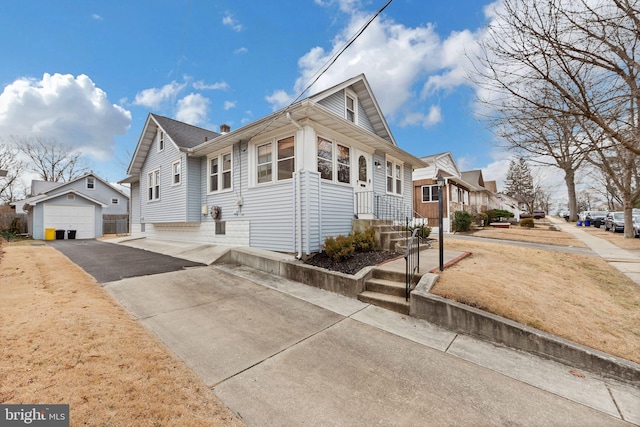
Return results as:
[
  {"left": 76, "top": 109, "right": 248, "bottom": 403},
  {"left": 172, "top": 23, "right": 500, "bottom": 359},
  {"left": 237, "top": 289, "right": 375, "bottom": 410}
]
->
[{"left": 220, "top": 124, "right": 230, "bottom": 134}]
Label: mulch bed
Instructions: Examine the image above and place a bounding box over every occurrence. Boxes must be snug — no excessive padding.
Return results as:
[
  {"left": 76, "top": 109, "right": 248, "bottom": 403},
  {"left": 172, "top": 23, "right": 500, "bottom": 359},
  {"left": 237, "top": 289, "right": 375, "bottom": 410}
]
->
[{"left": 304, "top": 250, "right": 402, "bottom": 275}]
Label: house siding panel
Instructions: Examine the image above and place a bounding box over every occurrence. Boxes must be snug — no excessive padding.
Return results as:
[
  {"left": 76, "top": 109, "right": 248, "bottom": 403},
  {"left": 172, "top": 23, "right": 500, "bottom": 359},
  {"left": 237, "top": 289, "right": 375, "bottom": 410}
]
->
[
  {"left": 131, "top": 181, "right": 140, "bottom": 223},
  {"left": 318, "top": 91, "right": 344, "bottom": 118},
  {"left": 140, "top": 133, "right": 186, "bottom": 223},
  {"left": 245, "top": 182, "right": 295, "bottom": 252},
  {"left": 186, "top": 155, "right": 201, "bottom": 222},
  {"left": 319, "top": 181, "right": 353, "bottom": 242},
  {"left": 297, "top": 171, "right": 322, "bottom": 254}
]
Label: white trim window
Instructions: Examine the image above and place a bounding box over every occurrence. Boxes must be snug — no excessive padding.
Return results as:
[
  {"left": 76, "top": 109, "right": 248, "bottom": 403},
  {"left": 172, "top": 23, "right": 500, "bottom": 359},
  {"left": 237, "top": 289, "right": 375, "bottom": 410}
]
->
[
  {"left": 158, "top": 130, "right": 165, "bottom": 152},
  {"left": 147, "top": 169, "right": 160, "bottom": 201},
  {"left": 386, "top": 158, "right": 403, "bottom": 195},
  {"left": 255, "top": 136, "right": 295, "bottom": 185},
  {"left": 209, "top": 152, "right": 232, "bottom": 193},
  {"left": 86, "top": 177, "right": 95, "bottom": 189},
  {"left": 421, "top": 185, "right": 439, "bottom": 202},
  {"left": 172, "top": 160, "right": 181, "bottom": 185},
  {"left": 317, "top": 137, "right": 351, "bottom": 184},
  {"left": 345, "top": 91, "right": 357, "bottom": 123}
]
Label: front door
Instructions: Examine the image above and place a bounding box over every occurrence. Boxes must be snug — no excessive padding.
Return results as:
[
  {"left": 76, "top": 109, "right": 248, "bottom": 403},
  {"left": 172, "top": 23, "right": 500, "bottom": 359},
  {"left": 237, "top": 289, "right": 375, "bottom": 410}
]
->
[{"left": 354, "top": 150, "right": 373, "bottom": 218}]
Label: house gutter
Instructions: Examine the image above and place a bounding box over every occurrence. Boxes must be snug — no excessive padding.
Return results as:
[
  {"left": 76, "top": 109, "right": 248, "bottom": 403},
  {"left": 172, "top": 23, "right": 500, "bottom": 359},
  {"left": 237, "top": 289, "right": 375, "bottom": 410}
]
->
[{"left": 287, "top": 111, "right": 304, "bottom": 260}]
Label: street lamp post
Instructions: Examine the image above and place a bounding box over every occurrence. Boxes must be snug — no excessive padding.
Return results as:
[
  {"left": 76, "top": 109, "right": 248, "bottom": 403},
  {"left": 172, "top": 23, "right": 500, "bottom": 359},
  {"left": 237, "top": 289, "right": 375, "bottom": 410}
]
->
[{"left": 436, "top": 174, "right": 445, "bottom": 272}]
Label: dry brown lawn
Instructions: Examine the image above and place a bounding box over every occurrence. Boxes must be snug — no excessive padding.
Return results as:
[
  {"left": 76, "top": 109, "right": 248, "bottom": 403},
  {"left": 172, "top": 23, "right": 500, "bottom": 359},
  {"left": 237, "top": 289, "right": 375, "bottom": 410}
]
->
[
  {"left": 468, "top": 223, "right": 587, "bottom": 247},
  {"left": 432, "top": 226, "right": 640, "bottom": 364},
  {"left": 0, "top": 242, "right": 243, "bottom": 426}
]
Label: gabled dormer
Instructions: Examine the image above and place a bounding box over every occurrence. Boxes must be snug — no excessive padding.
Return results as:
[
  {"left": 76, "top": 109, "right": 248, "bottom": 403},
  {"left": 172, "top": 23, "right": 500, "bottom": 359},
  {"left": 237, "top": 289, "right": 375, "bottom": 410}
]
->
[{"left": 309, "top": 74, "right": 397, "bottom": 146}]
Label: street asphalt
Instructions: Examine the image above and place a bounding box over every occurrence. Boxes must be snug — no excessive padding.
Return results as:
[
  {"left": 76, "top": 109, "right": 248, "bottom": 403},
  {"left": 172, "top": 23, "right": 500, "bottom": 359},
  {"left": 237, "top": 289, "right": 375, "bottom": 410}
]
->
[{"left": 48, "top": 233, "right": 640, "bottom": 426}]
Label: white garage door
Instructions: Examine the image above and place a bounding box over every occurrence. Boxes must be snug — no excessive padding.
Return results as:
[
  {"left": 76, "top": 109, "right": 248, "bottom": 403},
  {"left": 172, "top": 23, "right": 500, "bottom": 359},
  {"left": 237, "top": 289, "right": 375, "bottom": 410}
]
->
[{"left": 43, "top": 204, "right": 96, "bottom": 239}]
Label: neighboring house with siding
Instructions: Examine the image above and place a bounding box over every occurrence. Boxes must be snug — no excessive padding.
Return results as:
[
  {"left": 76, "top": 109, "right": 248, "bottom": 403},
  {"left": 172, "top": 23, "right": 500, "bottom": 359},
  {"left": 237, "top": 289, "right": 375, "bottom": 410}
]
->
[
  {"left": 121, "top": 74, "right": 426, "bottom": 255},
  {"left": 16, "top": 173, "right": 130, "bottom": 239},
  {"left": 460, "top": 170, "right": 495, "bottom": 214}
]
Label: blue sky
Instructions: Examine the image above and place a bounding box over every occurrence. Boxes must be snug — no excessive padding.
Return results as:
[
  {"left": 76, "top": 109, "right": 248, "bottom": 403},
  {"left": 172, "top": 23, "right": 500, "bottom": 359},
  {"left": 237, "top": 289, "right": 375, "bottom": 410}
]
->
[{"left": 0, "top": 0, "right": 512, "bottom": 190}]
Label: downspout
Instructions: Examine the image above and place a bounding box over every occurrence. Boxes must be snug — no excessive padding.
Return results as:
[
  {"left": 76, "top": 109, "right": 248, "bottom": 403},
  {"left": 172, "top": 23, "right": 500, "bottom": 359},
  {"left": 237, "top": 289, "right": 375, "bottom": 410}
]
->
[{"left": 288, "top": 112, "right": 304, "bottom": 259}]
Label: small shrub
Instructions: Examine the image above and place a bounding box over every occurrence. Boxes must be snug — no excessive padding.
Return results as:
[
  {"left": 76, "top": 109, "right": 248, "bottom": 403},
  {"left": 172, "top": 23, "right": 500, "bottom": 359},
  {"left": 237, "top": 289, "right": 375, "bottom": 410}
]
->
[
  {"left": 520, "top": 218, "right": 535, "bottom": 228},
  {"left": 324, "top": 234, "right": 355, "bottom": 261},
  {"left": 351, "top": 226, "right": 376, "bottom": 251},
  {"left": 486, "top": 209, "right": 514, "bottom": 223},
  {"left": 407, "top": 224, "right": 431, "bottom": 239},
  {"left": 453, "top": 210, "right": 473, "bottom": 232},
  {"left": 474, "top": 212, "right": 488, "bottom": 227}
]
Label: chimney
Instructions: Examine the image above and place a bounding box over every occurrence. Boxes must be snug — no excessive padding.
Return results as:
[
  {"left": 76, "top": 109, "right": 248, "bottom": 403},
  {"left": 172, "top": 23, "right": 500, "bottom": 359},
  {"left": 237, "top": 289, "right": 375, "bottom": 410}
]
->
[{"left": 220, "top": 124, "right": 230, "bottom": 134}]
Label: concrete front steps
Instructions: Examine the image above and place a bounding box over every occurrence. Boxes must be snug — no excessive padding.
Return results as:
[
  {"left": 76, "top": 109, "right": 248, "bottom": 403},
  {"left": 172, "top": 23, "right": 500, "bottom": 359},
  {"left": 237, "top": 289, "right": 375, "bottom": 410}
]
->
[
  {"left": 353, "top": 219, "right": 409, "bottom": 252},
  {"left": 358, "top": 268, "right": 420, "bottom": 315}
]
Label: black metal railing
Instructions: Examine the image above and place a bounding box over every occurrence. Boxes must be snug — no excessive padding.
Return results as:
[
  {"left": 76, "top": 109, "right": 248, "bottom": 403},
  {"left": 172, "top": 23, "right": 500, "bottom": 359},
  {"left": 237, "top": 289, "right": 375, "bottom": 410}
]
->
[
  {"left": 355, "top": 191, "right": 429, "bottom": 248},
  {"left": 404, "top": 228, "right": 420, "bottom": 301}
]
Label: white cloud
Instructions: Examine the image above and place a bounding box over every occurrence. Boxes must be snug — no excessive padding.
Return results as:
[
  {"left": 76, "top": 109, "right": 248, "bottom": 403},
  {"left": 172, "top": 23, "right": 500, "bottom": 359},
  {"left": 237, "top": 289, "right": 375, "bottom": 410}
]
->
[
  {"left": 193, "top": 80, "right": 229, "bottom": 91},
  {"left": 175, "top": 93, "right": 209, "bottom": 126},
  {"left": 91, "top": 13, "right": 103, "bottom": 21},
  {"left": 234, "top": 47, "right": 248, "bottom": 55},
  {"left": 0, "top": 73, "right": 131, "bottom": 161},
  {"left": 400, "top": 106, "right": 442, "bottom": 128},
  {"left": 270, "top": 5, "right": 485, "bottom": 127},
  {"left": 265, "top": 90, "right": 292, "bottom": 111},
  {"left": 222, "top": 13, "right": 244, "bottom": 32},
  {"left": 224, "top": 100, "right": 236, "bottom": 110},
  {"left": 133, "top": 81, "right": 186, "bottom": 109}
]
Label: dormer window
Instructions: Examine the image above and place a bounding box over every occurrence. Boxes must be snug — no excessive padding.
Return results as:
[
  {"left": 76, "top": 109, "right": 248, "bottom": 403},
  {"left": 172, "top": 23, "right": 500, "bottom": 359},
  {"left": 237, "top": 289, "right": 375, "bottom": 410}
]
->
[
  {"left": 158, "top": 131, "right": 165, "bottom": 152},
  {"left": 346, "top": 94, "right": 356, "bottom": 123}
]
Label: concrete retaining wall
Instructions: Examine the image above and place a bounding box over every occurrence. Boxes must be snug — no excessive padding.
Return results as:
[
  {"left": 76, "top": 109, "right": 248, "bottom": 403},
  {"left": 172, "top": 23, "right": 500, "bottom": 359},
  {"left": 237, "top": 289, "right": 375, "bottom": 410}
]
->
[
  {"left": 410, "top": 276, "right": 640, "bottom": 386},
  {"left": 216, "top": 247, "right": 370, "bottom": 298}
]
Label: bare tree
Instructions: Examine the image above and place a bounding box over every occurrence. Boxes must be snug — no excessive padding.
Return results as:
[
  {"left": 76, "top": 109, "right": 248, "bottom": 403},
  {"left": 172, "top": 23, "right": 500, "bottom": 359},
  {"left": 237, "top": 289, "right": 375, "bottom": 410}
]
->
[
  {"left": 0, "top": 141, "right": 25, "bottom": 204},
  {"left": 489, "top": 93, "right": 590, "bottom": 221},
  {"left": 12, "top": 136, "right": 90, "bottom": 182},
  {"left": 475, "top": 0, "right": 640, "bottom": 235}
]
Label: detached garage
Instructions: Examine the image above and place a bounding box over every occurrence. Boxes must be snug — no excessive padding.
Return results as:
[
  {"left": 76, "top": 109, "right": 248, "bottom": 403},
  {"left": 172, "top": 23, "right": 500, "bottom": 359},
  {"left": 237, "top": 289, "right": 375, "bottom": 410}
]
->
[{"left": 23, "top": 190, "right": 107, "bottom": 240}]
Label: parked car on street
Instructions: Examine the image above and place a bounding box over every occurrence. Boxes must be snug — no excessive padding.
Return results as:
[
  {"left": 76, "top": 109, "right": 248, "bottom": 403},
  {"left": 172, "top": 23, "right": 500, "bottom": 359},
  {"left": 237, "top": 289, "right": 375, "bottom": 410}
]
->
[
  {"left": 532, "top": 210, "right": 546, "bottom": 219},
  {"left": 633, "top": 215, "right": 640, "bottom": 238},
  {"left": 604, "top": 211, "right": 625, "bottom": 232},
  {"left": 586, "top": 211, "right": 607, "bottom": 228}
]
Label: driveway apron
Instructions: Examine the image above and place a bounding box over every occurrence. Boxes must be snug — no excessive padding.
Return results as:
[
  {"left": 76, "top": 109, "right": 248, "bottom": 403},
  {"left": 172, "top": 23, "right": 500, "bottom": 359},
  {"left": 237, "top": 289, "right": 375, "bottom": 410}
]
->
[{"left": 47, "top": 240, "right": 203, "bottom": 283}]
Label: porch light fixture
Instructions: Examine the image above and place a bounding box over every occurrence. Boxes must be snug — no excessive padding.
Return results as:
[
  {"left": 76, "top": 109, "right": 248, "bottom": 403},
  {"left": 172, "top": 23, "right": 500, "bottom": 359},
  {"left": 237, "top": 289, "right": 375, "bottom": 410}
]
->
[
  {"left": 436, "top": 174, "right": 445, "bottom": 272},
  {"left": 374, "top": 161, "right": 381, "bottom": 169}
]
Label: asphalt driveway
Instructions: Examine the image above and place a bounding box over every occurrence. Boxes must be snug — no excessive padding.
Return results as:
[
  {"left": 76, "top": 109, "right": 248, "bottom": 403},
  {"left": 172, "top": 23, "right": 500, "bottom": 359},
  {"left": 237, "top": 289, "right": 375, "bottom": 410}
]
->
[{"left": 46, "top": 239, "right": 204, "bottom": 283}]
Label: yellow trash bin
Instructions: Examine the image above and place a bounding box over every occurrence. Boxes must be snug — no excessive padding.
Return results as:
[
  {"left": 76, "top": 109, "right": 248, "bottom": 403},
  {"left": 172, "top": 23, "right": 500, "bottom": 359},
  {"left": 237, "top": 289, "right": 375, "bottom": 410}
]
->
[{"left": 45, "top": 228, "right": 56, "bottom": 241}]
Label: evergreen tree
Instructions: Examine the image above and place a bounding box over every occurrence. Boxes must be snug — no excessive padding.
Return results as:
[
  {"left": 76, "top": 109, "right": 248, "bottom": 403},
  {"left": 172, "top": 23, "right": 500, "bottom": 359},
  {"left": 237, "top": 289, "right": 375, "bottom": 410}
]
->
[{"left": 504, "top": 157, "right": 535, "bottom": 213}]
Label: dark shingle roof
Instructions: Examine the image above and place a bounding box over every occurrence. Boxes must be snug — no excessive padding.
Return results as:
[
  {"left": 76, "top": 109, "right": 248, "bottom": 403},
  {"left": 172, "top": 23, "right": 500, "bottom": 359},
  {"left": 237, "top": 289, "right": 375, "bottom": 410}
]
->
[{"left": 151, "top": 114, "right": 220, "bottom": 149}]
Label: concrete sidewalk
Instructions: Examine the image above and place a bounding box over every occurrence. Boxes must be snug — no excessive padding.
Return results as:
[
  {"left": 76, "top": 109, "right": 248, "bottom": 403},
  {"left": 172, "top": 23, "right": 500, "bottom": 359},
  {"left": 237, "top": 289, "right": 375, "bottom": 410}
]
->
[
  {"left": 100, "top": 235, "right": 640, "bottom": 425},
  {"left": 104, "top": 263, "right": 638, "bottom": 426},
  {"left": 550, "top": 218, "right": 640, "bottom": 285}
]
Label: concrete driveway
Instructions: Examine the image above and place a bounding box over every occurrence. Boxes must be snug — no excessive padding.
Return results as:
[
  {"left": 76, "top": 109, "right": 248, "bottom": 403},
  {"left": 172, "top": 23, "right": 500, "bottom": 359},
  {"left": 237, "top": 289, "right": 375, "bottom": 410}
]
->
[{"left": 102, "top": 261, "right": 637, "bottom": 426}]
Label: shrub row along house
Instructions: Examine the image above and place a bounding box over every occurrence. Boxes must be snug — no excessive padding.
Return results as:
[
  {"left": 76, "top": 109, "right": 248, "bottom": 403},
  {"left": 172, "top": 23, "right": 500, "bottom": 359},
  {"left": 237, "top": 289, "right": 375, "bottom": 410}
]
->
[{"left": 120, "top": 74, "right": 427, "bottom": 256}]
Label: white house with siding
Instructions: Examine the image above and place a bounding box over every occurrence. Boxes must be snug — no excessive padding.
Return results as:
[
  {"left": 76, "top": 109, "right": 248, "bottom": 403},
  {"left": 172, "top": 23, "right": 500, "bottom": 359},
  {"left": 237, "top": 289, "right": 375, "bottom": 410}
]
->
[
  {"left": 18, "top": 173, "right": 130, "bottom": 239},
  {"left": 121, "top": 74, "right": 426, "bottom": 256}
]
